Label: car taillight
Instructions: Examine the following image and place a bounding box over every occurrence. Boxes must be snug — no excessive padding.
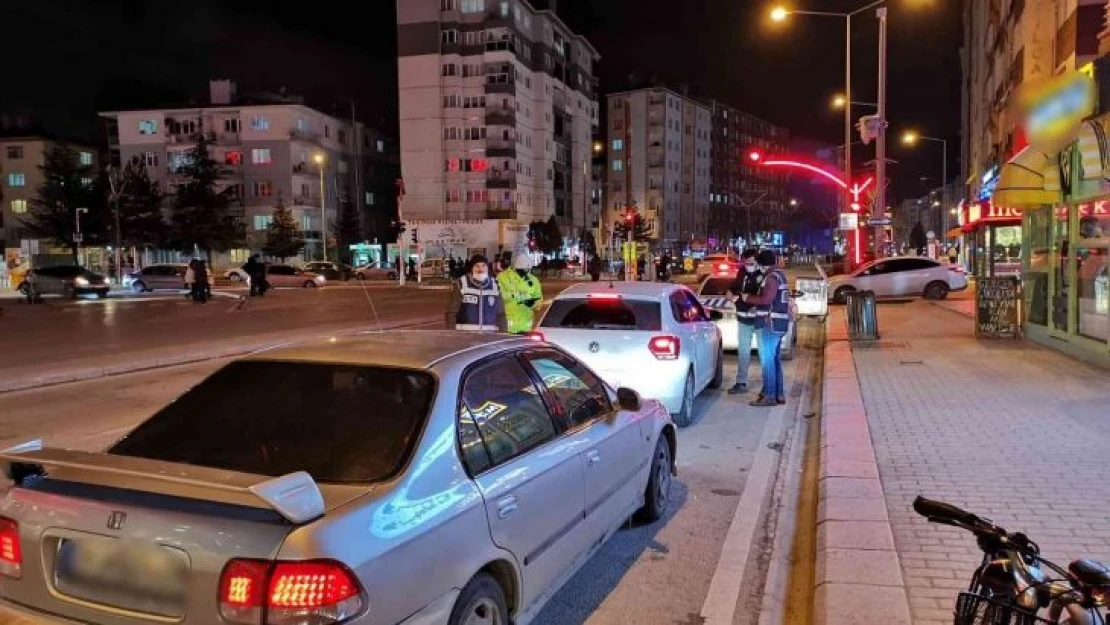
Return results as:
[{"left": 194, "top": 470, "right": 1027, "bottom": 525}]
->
[
  {"left": 0, "top": 517, "right": 22, "bottom": 579},
  {"left": 717, "top": 263, "right": 729, "bottom": 271},
  {"left": 648, "top": 335, "right": 680, "bottom": 360},
  {"left": 219, "top": 559, "right": 364, "bottom": 625},
  {"left": 526, "top": 331, "right": 545, "bottom": 341}
]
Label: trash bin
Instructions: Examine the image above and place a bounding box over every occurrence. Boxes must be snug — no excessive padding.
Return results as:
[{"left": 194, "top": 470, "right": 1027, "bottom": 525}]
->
[{"left": 846, "top": 290, "right": 879, "bottom": 340}]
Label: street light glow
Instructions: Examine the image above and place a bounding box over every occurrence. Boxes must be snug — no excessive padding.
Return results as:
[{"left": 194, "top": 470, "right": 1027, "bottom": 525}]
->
[
  {"left": 901, "top": 131, "right": 920, "bottom": 146},
  {"left": 313, "top": 153, "right": 325, "bottom": 164},
  {"left": 789, "top": 198, "right": 799, "bottom": 207},
  {"left": 832, "top": 94, "right": 847, "bottom": 109},
  {"left": 770, "top": 6, "right": 790, "bottom": 22}
]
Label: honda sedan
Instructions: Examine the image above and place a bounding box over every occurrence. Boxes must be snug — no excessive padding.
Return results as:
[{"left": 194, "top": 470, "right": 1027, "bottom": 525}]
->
[{"left": 0, "top": 331, "right": 676, "bottom": 625}]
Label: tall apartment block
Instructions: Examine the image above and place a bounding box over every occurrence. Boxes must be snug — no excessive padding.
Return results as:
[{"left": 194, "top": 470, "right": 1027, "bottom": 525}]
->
[
  {"left": 605, "top": 88, "right": 712, "bottom": 250},
  {"left": 705, "top": 100, "right": 789, "bottom": 246},
  {"left": 100, "top": 80, "right": 397, "bottom": 261},
  {"left": 962, "top": 0, "right": 1107, "bottom": 200},
  {"left": 396, "top": 0, "right": 600, "bottom": 234}
]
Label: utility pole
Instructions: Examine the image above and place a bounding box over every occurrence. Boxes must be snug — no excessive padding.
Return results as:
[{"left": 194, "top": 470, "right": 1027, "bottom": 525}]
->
[
  {"left": 874, "top": 6, "right": 888, "bottom": 257},
  {"left": 845, "top": 15, "right": 852, "bottom": 211}
]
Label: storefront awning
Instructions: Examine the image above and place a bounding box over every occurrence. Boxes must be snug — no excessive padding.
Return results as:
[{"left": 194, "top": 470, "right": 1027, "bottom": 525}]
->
[
  {"left": 945, "top": 227, "right": 962, "bottom": 239},
  {"left": 993, "top": 147, "right": 1059, "bottom": 207}
]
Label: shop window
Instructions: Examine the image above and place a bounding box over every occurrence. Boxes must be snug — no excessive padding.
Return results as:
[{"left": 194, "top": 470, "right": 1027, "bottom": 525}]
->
[
  {"left": 1077, "top": 204, "right": 1110, "bottom": 342},
  {"left": 1024, "top": 208, "right": 1050, "bottom": 327},
  {"left": 1052, "top": 204, "right": 1072, "bottom": 333}
]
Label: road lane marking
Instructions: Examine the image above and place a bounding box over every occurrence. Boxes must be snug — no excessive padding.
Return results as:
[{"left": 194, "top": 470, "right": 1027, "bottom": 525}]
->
[{"left": 699, "top": 403, "right": 787, "bottom": 625}]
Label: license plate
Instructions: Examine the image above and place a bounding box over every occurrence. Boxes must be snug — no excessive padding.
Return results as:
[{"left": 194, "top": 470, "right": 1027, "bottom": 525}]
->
[{"left": 53, "top": 537, "right": 188, "bottom": 617}]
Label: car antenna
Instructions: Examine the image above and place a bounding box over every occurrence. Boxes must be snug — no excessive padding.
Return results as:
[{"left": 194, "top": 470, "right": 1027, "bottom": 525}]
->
[{"left": 358, "top": 267, "right": 384, "bottom": 333}]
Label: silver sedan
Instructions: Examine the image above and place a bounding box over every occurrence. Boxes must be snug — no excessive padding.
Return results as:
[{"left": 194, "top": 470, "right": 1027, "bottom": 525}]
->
[{"left": 0, "top": 331, "right": 676, "bottom": 625}]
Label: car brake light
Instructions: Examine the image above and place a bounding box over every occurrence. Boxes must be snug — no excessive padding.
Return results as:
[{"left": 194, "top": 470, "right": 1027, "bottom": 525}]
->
[
  {"left": 0, "top": 517, "right": 22, "bottom": 579},
  {"left": 717, "top": 263, "right": 729, "bottom": 271},
  {"left": 648, "top": 335, "right": 680, "bottom": 360},
  {"left": 587, "top": 292, "right": 621, "bottom": 300},
  {"left": 219, "top": 559, "right": 364, "bottom": 625},
  {"left": 525, "top": 331, "right": 545, "bottom": 341}
]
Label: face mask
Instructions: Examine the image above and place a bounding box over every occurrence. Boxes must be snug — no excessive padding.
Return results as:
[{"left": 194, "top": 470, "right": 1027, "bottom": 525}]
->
[
  {"left": 473, "top": 271, "right": 489, "bottom": 282},
  {"left": 745, "top": 265, "right": 758, "bottom": 273}
]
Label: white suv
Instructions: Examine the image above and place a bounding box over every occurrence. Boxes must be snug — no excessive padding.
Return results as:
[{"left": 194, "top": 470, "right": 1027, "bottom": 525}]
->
[{"left": 828, "top": 256, "right": 968, "bottom": 303}]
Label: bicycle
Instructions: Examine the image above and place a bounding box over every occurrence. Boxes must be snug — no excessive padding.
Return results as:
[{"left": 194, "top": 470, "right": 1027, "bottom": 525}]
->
[{"left": 914, "top": 496, "right": 1110, "bottom": 624}]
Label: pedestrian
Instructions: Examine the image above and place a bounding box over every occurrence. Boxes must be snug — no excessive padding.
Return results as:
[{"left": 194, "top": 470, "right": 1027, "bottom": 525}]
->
[
  {"left": 184, "top": 259, "right": 196, "bottom": 299},
  {"left": 725, "top": 249, "right": 762, "bottom": 395},
  {"left": 191, "top": 259, "right": 209, "bottom": 303},
  {"left": 743, "top": 250, "right": 790, "bottom": 407},
  {"left": 498, "top": 254, "right": 542, "bottom": 334},
  {"left": 445, "top": 254, "right": 507, "bottom": 332},
  {"left": 448, "top": 257, "right": 458, "bottom": 279},
  {"left": 407, "top": 257, "right": 417, "bottom": 281},
  {"left": 244, "top": 254, "right": 262, "bottom": 297},
  {"left": 588, "top": 255, "right": 602, "bottom": 282}
]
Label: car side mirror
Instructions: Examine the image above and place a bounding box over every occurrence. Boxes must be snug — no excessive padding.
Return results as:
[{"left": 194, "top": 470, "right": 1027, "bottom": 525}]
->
[
  {"left": 708, "top": 309, "right": 724, "bottom": 321},
  {"left": 616, "top": 387, "right": 642, "bottom": 412}
]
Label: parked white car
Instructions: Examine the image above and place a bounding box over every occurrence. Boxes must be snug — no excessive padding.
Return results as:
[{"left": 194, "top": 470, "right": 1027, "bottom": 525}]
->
[
  {"left": 828, "top": 256, "right": 968, "bottom": 303},
  {"left": 695, "top": 275, "right": 797, "bottom": 360},
  {"left": 533, "top": 282, "right": 723, "bottom": 427}
]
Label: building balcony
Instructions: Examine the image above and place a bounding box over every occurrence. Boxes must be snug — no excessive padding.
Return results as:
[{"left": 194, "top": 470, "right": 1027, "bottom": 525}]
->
[
  {"left": 290, "top": 128, "right": 323, "bottom": 143},
  {"left": 487, "top": 173, "right": 516, "bottom": 188},
  {"left": 485, "top": 108, "right": 516, "bottom": 126},
  {"left": 485, "top": 76, "right": 516, "bottom": 94},
  {"left": 487, "top": 141, "right": 517, "bottom": 157}
]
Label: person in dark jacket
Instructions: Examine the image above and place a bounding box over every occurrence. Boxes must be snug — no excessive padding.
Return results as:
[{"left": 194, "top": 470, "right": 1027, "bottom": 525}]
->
[
  {"left": 445, "top": 254, "right": 508, "bottom": 332},
  {"left": 742, "top": 250, "right": 790, "bottom": 406},
  {"left": 191, "top": 259, "right": 210, "bottom": 303},
  {"left": 725, "top": 249, "right": 762, "bottom": 394}
]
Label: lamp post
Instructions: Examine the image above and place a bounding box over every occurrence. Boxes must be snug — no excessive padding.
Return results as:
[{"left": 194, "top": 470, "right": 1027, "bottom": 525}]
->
[
  {"left": 902, "top": 130, "right": 949, "bottom": 243},
  {"left": 313, "top": 153, "right": 327, "bottom": 261},
  {"left": 75, "top": 207, "right": 88, "bottom": 266}
]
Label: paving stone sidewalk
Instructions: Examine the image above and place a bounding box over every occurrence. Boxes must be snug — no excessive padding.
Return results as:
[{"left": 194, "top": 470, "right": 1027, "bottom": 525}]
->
[{"left": 852, "top": 301, "right": 1110, "bottom": 625}]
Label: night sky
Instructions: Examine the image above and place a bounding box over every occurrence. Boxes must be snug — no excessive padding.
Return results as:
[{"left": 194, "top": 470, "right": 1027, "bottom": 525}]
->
[{"left": 4, "top": 0, "right": 960, "bottom": 201}]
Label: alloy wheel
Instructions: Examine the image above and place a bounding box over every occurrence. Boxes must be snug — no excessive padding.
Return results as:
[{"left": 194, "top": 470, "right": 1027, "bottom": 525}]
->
[{"left": 463, "top": 598, "right": 504, "bottom": 625}]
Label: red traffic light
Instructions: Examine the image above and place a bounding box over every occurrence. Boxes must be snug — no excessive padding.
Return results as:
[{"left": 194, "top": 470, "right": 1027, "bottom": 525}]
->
[{"left": 747, "top": 150, "right": 762, "bottom": 163}]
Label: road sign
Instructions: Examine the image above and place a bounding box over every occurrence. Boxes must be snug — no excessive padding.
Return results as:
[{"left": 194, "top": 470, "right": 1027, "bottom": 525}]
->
[
  {"left": 839, "top": 213, "right": 859, "bottom": 230},
  {"left": 868, "top": 218, "right": 892, "bottom": 226}
]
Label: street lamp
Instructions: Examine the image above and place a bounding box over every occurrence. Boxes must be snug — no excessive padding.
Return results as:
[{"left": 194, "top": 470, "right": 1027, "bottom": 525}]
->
[
  {"left": 901, "top": 130, "right": 949, "bottom": 239},
  {"left": 769, "top": 0, "right": 888, "bottom": 255},
  {"left": 75, "top": 207, "right": 88, "bottom": 266},
  {"left": 789, "top": 198, "right": 799, "bottom": 207},
  {"left": 313, "top": 153, "right": 327, "bottom": 261},
  {"left": 831, "top": 93, "right": 878, "bottom": 110}
]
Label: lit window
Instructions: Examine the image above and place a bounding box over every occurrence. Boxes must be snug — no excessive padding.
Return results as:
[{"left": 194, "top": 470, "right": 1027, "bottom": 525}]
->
[
  {"left": 138, "top": 120, "right": 159, "bottom": 135},
  {"left": 611, "top": 139, "right": 623, "bottom": 151},
  {"left": 376, "top": 140, "right": 385, "bottom": 153},
  {"left": 6, "top": 146, "right": 23, "bottom": 159},
  {"left": 296, "top": 118, "right": 308, "bottom": 131},
  {"left": 253, "top": 215, "right": 272, "bottom": 231},
  {"left": 79, "top": 151, "right": 93, "bottom": 166},
  {"left": 253, "top": 181, "right": 273, "bottom": 197},
  {"left": 250, "top": 116, "right": 270, "bottom": 131},
  {"left": 251, "top": 148, "right": 272, "bottom": 165},
  {"left": 10, "top": 199, "right": 27, "bottom": 213},
  {"left": 141, "top": 151, "right": 158, "bottom": 167},
  {"left": 461, "top": 0, "right": 484, "bottom": 12},
  {"left": 225, "top": 150, "right": 243, "bottom": 166},
  {"left": 7, "top": 173, "right": 25, "bottom": 187},
  {"left": 612, "top": 160, "right": 623, "bottom": 172},
  {"left": 81, "top": 177, "right": 93, "bottom": 187},
  {"left": 366, "top": 191, "right": 375, "bottom": 205}
]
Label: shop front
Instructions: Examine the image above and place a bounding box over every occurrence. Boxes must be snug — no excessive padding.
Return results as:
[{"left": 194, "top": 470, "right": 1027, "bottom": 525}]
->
[
  {"left": 958, "top": 200, "right": 1023, "bottom": 278},
  {"left": 993, "top": 70, "right": 1110, "bottom": 365}
]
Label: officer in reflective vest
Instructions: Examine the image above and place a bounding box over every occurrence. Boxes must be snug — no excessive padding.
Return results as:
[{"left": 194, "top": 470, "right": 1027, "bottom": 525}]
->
[
  {"left": 497, "top": 254, "right": 543, "bottom": 334},
  {"left": 446, "top": 254, "right": 508, "bottom": 332},
  {"left": 743, "top": 250, "right": 790, "bottom": 406}
]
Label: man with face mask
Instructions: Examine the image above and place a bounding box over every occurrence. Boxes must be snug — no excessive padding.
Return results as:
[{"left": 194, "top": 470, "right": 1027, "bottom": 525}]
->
[
  {"left": 446, "top": 254, "right": 508, "bottom": 332},
  {"left": 498, "top": 254, "right": 543, "bottom": 334},
  {"left": 741, "top": 250, "right": 790, "bottom": 406},
  {"left": 725, "top": 249, "right": 761, "bottom": 394}
]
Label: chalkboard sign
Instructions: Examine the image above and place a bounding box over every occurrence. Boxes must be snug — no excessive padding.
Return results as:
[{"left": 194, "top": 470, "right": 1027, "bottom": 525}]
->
[{"left": 976, "top": 277, "right": 1022, "bottom": 339}]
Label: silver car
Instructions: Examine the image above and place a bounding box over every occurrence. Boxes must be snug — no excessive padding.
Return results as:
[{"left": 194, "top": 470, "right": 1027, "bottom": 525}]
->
[
  {"left": 17, "top": 266, "right": 110, "bottom": 299},
  {"left": 264, "top": 264, "right": 327, "bottom": 288},
  {"left": 696, "top": 275, "right": 797, "bottom": 360},
  {"left": 0, "top": 331, "right": 676, "bottom": 625},
  {"left": 123, "top": 264, "right": 188, "bottom": 292}
]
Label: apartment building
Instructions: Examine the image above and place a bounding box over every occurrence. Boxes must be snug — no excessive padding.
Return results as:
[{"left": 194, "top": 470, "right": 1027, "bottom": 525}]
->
[
  {"left": 100, "top": 80, "right": 394, "bottom": 260},
  {"left": 0, "top": 136, "right": 96, "bottom": 256},
  {"left": 962, "top": 0, "right": 1106, "bottom": 201},
  {"left": 705, "top": 100, "right": 789, "bottom": 246},
  {"left": 606, "top": 88, "right": 712, "bottom": 250},
  {"left": 396, "top": 0, "right": 600, "bottom": 242}
]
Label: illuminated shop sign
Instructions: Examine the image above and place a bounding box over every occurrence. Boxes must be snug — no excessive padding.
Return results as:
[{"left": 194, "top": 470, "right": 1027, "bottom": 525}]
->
[{"left": 979, "top": 166, "right": 999, "bottom": 201}]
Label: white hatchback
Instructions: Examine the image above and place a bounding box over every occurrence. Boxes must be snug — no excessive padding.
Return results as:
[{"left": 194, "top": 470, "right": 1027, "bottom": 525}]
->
[
  {"left": 828, "top": 256, "right": 969, "bottom": 303},
  {"left": 533, "top": 282, "right": 723, "bottom": 427},
  {"left": 696, "top": 275, "right": 798, "bottom": 360}
]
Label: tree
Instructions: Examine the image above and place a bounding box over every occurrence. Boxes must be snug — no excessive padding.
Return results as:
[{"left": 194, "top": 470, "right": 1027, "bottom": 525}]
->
[
  {"left": 909, "top": 222, "right": 927, "bottom": 254},
  {"left": 612, "top": 211, "right": 651, "bottom": 243},
  {"left": 115, "top": 162, "right": 167, "bottom": 249},
  {"left": 332, "top": 198, "right": 361, "bottom": 264},
  {"left": 22, "top": 145, "right": 105, "bottom": 261},
  {"left": 263, "top": 197, "right": 304, "bottom": 261},
  {"left": 578, "top": 227, "right": 597, "bottom": 258},
  {"left": 527, "top": 217, "right": 564, "bottom": 256},
  {"left": 170, "top": 133, "right": 243, "bottom": 261}
]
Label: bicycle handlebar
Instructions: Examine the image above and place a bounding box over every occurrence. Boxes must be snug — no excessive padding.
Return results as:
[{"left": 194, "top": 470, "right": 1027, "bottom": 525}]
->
[{"left": 913, "top": 496, "right": 987, "bottom": 528}]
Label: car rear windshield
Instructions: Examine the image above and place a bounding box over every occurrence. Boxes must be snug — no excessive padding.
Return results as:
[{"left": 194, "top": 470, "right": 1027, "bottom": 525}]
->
[
  {"left": 109, "top": 361, "right": 435, "bottom": 484},
  {"left": 700, "top": 277, "right": 735, "bottom": 296},
  {"left": 541, "top": 297, "right": 662, "bottom": 331}
]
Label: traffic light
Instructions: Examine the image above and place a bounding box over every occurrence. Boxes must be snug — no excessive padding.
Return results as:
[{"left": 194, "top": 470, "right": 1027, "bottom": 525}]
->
[{"left": 411, "top": 228, "right": 419, "bottom": 244}]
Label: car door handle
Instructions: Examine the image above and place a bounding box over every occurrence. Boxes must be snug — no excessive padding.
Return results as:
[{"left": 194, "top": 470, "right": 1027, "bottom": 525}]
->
[
  {"left": 496, "top": 495, "right": 519, "bottom": 519},
  {"left": 585, "top": 449, "right": 601, "bottom": 465}
]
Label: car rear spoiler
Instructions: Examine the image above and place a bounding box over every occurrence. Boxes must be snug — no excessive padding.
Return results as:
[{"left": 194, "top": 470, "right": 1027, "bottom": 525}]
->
[{"left": 0, "top": 440, "right": 325, "bottom": 525}]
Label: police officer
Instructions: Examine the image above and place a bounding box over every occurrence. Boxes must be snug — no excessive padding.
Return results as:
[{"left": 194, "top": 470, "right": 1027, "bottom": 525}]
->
[
  {"left": 725, "top": 249, "right": 762, "bottom": 394},
  {"left": 497, "top": 254, "right": 542, "bottom": 334},
  {"left": 742, "top": 250, "right": 790, "bottom": 406},
  {"left": 446, "top": 254, "right": 507, "bottom": 332}
]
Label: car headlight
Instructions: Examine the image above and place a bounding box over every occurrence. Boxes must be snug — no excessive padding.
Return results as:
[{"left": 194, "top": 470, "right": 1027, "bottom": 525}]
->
[{"left": 74, "top": 277, "right": 89, "bottom": 287}]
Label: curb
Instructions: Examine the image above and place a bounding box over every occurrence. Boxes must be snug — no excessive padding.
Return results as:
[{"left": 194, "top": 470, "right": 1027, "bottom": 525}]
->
[
  {"left": 814, "top": 309, "right": 912, "bottom": 625},
  {"left": 0, "top": 316, "right": 441, "bottom": 394}
]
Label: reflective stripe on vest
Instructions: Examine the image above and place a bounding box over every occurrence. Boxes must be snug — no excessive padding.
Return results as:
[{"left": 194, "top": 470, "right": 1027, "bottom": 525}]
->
[{"left": 456, "top": 276, "right": 501, "bottom": 330}]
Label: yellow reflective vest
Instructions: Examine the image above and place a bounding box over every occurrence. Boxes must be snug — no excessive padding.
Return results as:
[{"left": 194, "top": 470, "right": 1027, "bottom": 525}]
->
[{"left": 497, "top": 269, "right": 543, "bottom": 334}]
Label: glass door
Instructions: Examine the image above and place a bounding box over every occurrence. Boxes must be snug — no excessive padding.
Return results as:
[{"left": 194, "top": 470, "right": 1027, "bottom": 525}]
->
[
  {"left": 1023, "top": 208, "right": 1050, "bottom": 327},
  {"left": 1049, "top": 204, "right": 1073, "bottom": 336},
  {"left": 1077, "top": 203, "right": 1110, "bottom": 343}
]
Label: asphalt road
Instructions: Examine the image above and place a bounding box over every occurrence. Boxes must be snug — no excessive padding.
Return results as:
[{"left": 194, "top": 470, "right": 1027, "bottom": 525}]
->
[{"left": 0, "top": 333, "right": 810, "bottom": 625}]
